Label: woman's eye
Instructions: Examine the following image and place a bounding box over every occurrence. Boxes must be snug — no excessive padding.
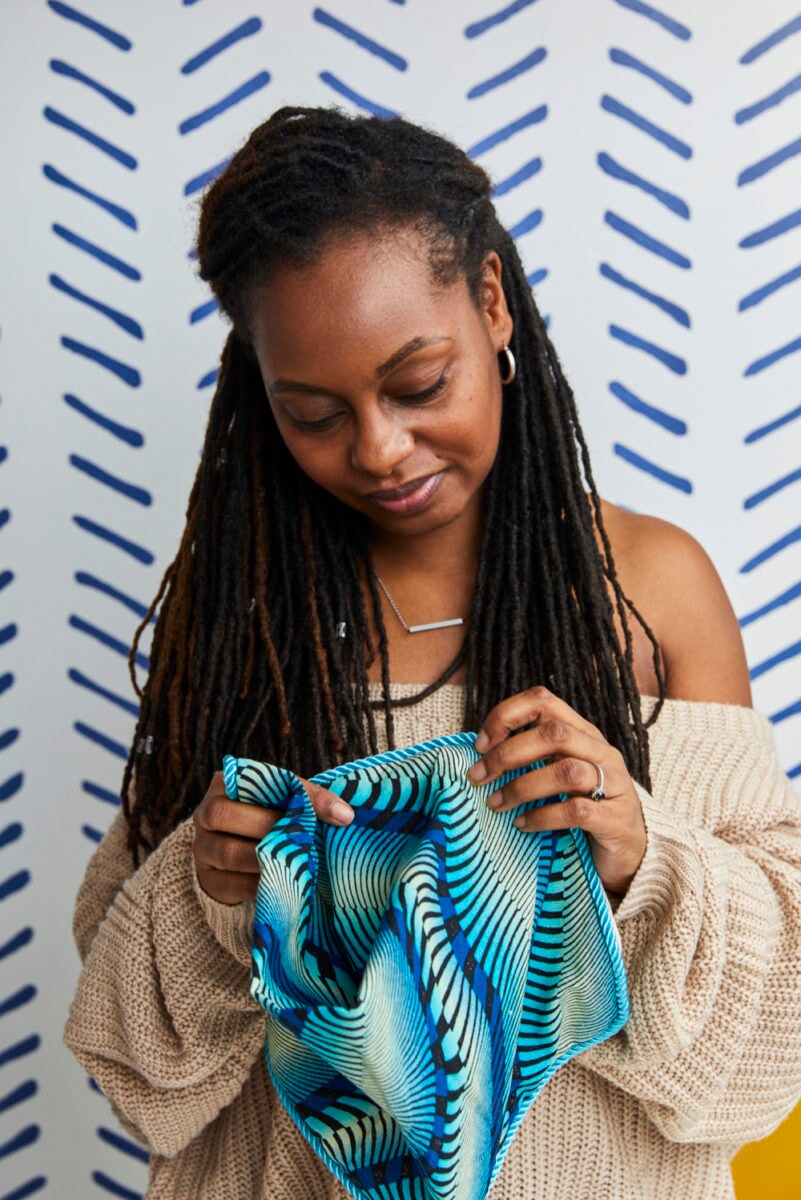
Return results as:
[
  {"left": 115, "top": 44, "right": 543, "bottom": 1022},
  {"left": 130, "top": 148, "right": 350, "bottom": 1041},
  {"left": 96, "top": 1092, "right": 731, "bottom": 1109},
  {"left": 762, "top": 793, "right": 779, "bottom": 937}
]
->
[
  {"left": 397, "top": 373, "right": 448, "bottom": 403},
  {"left": 291, "top": 412, "right": 343, "bottom": 433}
]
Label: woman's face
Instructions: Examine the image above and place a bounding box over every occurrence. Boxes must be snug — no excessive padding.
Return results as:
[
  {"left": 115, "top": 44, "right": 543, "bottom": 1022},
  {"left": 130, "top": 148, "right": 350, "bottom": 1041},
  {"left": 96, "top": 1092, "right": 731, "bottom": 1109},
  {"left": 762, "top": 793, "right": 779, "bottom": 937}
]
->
[{"left": 249, "top": 226, "right": 513, "bottom": 543}]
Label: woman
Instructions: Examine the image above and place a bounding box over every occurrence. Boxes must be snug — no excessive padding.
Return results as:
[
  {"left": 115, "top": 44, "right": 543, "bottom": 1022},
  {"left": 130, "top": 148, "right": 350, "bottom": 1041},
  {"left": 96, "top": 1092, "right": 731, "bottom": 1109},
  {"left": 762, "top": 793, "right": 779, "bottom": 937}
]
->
[{"left": 63, "top": 107, "right": 801, "bottom": 1199}]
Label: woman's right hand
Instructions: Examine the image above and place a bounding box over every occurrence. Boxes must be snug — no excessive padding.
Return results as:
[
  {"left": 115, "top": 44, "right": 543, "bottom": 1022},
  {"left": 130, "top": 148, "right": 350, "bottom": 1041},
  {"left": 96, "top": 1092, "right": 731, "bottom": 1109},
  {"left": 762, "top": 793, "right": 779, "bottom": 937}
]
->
[{"left": 192, "top": 770, "right": 354, "bottom": 906}]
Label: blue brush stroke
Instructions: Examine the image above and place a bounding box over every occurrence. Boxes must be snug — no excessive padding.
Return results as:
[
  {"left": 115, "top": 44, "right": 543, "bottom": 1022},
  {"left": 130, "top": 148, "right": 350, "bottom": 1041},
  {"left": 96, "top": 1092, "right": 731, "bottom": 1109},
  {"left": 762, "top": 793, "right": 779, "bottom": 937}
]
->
[
  {"left": 0, "top": 929, "right": 34, "bottom": 961},
  {"left": 318, "top": 72, "right": 398, "bottom": 118},
  {"left": 771, "top": 697, "right": 801, "bottom": 725},
  {"left": 741, "top": 524, "right": 801, "bottom": 572},
  {"left": 75, "top": 571, "right": 150, "bottom": 619},
  {"left": 181, "top": 17, "right": 262, "bottom": 74},
  {"left": 68, "top": 668, "right": 140, "bottom": 717},
  {"left": 738, "top": 136, "right": 801, "bottom": 186},
  {"left": 83, "top": 780, "right": 121, "bottom": 806},
  {"left": 197, "top": 367, "right": 219, "bottom": 389},
  {"left": 0, "top": 447, "right": 6, "bottom": 465},
  {"left": 0, "top": 626, "right": 16, "bottom": 648},
  {"left": 0, "top": 511, "right": 9, "bottom": 532},
  {"left": 745, "top": 401, "right": 801, "bottom": 443},
  {"left": 44, "top": 107, "right": 138, "bottom": 170},
  {"left": 0, "top": 824, "right": 22, "bottom": 850},
  {"left": 736, "top": 72, "right": 801, "bottom": 124},
  {"left": 97, "top": 1127, "right": 150, "bottom": 1163},
  {"left": 190, "top": 299, "right": 219, "bottom": 324},
  {"left": 50, "top": 275, "right": 143, "bottom": 338},
  {"left": 0, "top": 571, "right": 12, "bottom": 594},
  {"left": 69, "top": 455, "right": 152, "bottom": 505},
  {"left": 0, "top": 731, "right": 20, "bottom": 752},
  {"left": 608, "top": 48, "right": 692, "bottom": 103},
  {"left": 61, "top": 337, "right": 141, "bottom": 387},
  {"left": 313, "top": 8, "right": 407, "bottom": 71},
  {"left": 467, "top": 47, "right": 546, "bottom": 98},
  {"left": 601, "top": 95, "right": 692, "bottom": 158},
  {"left": 0, "top": 1081, "right": 36, "bottom": 1116},
  {"left": 48, "top": 1, "right": 132, "bottom": 50},
  {"left": 610, "top": 324, "right": 687, "bottom": 373},
  {"left": 91, "top": 1172, "right": 143, "bottom": 1199},
  {"left": 0, "top": 986, "right": 36, "bottom": 1018},
  {"left": 600, "top": 263, "right": 690, "bottom": 326},
  {"left": 184, "top": 156, "right": 232, "bottom": 196},
  {"left": 0, "top": 871, "right": 29, "bottom": 902},
  {"left": 0, "top": 675, "right": 13, "bottom": 698},
  {"left": 744, "top": 467, "right": 801, "bottom": 509},
  {"left": 508, "top": 209, "right": 542, "bottom": 239},
  {"left": 49, "top": 60, "right": 134, "bottom": 113},
  {"left": 740, "top": 206, "right": 801, "bottom": 248},
  {"left": 43, "top": 165, "right": 137, "bottom": 229},
  {"left": 82, "top": 825, "right": 104, "bottom": 843},
  {"left": 614, "top": 443, "right": 692, "bottom": 491},
  {"left": 465, "top": 0, "right": 539, "bottom": 38},
  {"left": 53, "top": 224, "right": 141, "bottom": 280},
  {"left": 64, "top": 395, "right": 144, "bottom": 446},
  {"left": 740, "top": 580, "right": 801, "bottom": 627},
  {"left": 0, "top": 1175, "right": 47, "bottom": 1199},
  {"left": 0, "top": 775, "right": 23, "bottom": 802},
  {"left": 744, "top": 334, "right": 801, "bottom": 377},
  {"left": 527, "top": 267, "right": 548, "bottom": 287},
  {"left": 597, "top": 153, "right": 690, "bottom": 218},
  {"left": 72, "top": 516, "right": 154, "bottom": 564},
  {"left": 739, "top": 264, "right": 801, "bottom": 311},
  {"left": 604, "top": 211, "right": 691, "bottom": 268},
  {"left": 750, "top": 638, "right": 801, "bottom": 681},
  {"left": 611, "top": 0, "right": 691, "bottom": 40},
  {"left": 467, "top": 104, "right": 547, "bottom": 157},
  {"left": 491, "top": 157, "right": 541, "bottom": 196},
  {"left": 740, "top": 13, "right": 801, "bottom": 64},
  {"left": 0, "top": 1126, "right": 39, "bottom": 1161},
  {"left": 69, "top": 615, "right": 149, "bottom": 670},
  {"left": 179, "top": 72, "right": 271, "bottom": 135},
  {"left": 791, "top": 763, "right": 801, "bottom": 779},
  {"left": 74, "top": 722, "right": 128, "bottom": 761},
  {"left": 0, "top": 1035, "right": 39, "bottom": 1068}
]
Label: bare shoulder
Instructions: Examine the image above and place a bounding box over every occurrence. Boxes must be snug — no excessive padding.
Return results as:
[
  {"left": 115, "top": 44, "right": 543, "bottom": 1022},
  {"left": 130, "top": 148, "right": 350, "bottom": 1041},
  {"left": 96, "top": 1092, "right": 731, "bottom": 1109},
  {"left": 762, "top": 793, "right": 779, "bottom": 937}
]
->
[{"left": 596, "top": 498, "right": 753, "bottom": 707}]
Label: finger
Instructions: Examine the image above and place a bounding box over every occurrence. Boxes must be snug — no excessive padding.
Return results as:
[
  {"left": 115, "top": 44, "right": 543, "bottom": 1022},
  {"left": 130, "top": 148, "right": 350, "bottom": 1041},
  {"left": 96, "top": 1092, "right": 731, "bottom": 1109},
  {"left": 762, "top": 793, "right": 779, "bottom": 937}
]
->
[
  {"left": 512, "top": 794, "right": 607, "bottom": 834},
  {"left": 475, "top": 685, "right": 604, "bottom": 754},
  {"left": 198, "top": 867, "right": 259, "bottom": 906},
  {"left": 195, "top": 825, "right": 277, "bottom": 874},
  {"left": 300, "top": 778, "right": 355, "bottom": 826},
  {"left": 195, "top": 792, "right": 280, "bottom": 841},
  {"left": 471, "top": 718, "right": 618, "bottom": 788},
  {"left": 488, "top": 754, "right": 613, "bottom": 811}
]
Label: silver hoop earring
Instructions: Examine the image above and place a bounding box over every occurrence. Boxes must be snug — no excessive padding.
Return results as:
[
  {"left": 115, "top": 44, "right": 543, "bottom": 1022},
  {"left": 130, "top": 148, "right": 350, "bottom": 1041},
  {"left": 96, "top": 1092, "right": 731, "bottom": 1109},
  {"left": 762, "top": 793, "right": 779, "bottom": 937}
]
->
[{"left": 499, "top": 344, "right": 516, "bottom": 385}]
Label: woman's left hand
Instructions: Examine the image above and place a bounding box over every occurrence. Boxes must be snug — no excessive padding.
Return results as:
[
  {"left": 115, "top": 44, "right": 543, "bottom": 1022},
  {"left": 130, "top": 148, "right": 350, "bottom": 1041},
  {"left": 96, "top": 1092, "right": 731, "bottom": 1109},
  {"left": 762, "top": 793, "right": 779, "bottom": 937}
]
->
[{"left": 468, "top": 685, "right": 646, "bottom": 900}]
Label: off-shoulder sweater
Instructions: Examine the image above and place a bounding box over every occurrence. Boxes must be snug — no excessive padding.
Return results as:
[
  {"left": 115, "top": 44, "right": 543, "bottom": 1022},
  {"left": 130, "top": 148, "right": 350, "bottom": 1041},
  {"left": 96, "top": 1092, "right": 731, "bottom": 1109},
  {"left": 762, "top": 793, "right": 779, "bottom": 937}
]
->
[{"left": 63, "top": 688, "right": 801, "bottom": 1199}]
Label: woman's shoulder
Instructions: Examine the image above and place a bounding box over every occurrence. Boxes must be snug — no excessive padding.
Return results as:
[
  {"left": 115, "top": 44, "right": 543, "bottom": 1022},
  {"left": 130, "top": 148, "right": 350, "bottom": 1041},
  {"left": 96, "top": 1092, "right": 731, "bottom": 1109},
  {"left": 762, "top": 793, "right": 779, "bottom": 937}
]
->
[{"left": 596, "top": 497, "right": 753, "bottom": 707}]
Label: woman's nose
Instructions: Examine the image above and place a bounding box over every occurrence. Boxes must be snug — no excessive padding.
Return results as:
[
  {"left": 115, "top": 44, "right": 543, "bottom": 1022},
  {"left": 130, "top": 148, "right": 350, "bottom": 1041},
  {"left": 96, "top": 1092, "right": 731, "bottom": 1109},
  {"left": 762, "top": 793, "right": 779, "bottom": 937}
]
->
[{"left": 350, "top": 409, "right": 415, "bottom": 478}]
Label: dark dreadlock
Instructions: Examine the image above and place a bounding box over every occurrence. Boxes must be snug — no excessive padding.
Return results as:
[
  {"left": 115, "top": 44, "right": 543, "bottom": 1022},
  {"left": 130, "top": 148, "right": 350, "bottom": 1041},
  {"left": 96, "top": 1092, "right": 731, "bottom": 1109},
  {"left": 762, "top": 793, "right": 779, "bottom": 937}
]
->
[{"left": 122, "top": 106, "right": 666, "bottom": 867}]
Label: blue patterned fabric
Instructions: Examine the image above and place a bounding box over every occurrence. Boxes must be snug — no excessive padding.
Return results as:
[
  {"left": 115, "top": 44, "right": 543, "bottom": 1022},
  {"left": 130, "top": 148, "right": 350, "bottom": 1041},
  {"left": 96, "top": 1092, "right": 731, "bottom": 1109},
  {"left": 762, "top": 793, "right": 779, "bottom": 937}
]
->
[{"left": 223, "top": 733, "right": 628, "bottom": 1200}]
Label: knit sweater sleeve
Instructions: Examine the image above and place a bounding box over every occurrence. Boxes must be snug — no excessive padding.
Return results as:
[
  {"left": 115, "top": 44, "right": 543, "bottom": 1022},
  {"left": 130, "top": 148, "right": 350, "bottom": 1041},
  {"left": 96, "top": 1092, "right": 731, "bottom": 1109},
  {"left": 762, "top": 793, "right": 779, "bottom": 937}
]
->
[
  {"left": 63, "top": 807, "right": 267, "bottom": 1158},
  {"left": 579, "top": 700, "right": 801, "bottom": 1146}
]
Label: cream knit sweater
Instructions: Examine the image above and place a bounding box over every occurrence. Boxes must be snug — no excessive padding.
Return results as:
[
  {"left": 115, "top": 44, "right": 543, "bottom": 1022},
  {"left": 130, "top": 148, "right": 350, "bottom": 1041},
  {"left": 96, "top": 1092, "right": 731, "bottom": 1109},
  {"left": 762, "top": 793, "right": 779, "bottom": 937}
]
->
[{"left": 64, "top": 688, "right": 801, "bottom": 1199}]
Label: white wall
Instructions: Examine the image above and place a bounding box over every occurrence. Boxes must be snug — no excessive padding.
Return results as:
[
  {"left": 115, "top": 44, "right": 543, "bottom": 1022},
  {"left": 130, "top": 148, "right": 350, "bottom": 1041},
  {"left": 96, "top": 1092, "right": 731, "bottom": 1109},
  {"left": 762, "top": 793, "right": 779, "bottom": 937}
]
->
[{"left": 1, "top": 1, "right": 799, "bottom": 1195}]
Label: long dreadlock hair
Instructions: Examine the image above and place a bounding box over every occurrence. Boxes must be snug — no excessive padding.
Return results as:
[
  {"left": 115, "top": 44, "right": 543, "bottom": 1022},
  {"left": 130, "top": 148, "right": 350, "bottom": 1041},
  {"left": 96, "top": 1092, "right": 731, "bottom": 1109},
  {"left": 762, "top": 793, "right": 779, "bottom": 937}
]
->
[{"left": 122, "top": 105, "right": 666, "bottom": 867}]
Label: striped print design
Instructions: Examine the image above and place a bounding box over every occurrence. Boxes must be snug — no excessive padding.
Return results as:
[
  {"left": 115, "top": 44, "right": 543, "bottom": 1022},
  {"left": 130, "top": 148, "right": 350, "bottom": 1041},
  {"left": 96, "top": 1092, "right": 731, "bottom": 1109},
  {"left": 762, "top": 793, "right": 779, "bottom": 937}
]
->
[{"left": 223, "top": 733, "right": 628, "bottom": 1200}]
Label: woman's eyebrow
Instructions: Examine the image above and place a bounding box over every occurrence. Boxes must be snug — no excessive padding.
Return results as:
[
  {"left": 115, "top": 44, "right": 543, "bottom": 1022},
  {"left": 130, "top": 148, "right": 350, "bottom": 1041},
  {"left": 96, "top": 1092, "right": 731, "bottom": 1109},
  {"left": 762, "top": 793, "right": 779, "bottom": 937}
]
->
[{"left": 269, "top": 336, "right": 453, "bottom": 396}]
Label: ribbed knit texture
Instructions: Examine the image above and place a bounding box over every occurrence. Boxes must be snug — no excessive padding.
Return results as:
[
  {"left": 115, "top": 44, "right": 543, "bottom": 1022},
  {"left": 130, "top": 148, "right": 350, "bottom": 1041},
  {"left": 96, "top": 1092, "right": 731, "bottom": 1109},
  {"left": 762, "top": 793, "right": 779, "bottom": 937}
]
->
[{"left": 64, "top": 687, "right": 801, "bottom": 1199}]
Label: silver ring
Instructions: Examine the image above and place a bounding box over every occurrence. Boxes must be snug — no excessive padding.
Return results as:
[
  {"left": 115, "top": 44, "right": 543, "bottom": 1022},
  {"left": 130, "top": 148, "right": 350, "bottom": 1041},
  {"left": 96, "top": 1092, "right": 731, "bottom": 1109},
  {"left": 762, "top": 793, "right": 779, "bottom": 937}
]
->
[{"left": 589, "top": 761, "right": 606, "bottom": 801}]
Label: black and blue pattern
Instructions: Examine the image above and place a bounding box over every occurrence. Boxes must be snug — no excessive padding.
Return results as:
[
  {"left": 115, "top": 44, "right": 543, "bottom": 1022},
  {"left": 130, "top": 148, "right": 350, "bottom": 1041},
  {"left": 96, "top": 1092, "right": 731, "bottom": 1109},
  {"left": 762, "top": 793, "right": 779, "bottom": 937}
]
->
[{"left": 223, "top": 733, "right": 628, "bottom": 1200}]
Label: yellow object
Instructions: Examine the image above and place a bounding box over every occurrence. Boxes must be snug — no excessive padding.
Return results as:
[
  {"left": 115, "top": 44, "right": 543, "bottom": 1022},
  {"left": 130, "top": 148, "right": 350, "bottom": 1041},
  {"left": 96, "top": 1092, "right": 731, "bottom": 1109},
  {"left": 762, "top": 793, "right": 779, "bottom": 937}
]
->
[{"left": 732, "top": 1101, "right": 801, "bottom": 1198}]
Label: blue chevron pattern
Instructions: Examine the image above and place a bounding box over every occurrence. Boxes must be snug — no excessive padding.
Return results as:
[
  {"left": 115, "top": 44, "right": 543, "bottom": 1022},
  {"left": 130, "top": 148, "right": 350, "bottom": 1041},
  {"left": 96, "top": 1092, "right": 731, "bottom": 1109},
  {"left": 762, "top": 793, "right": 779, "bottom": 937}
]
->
[{"left": 224, "top": 736, "right": 627, "bottom": 1200}]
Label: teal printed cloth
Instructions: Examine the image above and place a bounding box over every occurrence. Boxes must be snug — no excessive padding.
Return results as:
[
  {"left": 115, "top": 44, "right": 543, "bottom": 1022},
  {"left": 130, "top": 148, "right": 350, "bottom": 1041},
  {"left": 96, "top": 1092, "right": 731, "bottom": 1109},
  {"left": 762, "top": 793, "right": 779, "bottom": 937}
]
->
[{"left": 223, "top": 734, "right": 628, "bottom": 1200}]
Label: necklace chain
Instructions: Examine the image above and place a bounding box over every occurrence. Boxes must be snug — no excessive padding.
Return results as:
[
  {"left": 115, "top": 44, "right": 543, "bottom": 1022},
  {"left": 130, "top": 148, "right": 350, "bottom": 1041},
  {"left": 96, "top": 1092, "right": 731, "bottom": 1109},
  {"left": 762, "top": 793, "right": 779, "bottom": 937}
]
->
[{"left": 375, "top": 575, "right": 465, "bottom": 635}]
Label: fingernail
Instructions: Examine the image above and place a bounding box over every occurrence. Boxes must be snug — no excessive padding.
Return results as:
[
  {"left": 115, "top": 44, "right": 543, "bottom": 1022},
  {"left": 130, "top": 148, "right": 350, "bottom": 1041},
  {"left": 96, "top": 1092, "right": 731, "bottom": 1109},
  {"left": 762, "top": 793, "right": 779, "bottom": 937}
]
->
[
  {"left": 513, "top": 815, "right": 527, "bottom": 829},
  {"left": 469, "top": 760, "right": 487, "bottom": 783},
  {"left": 475, "top": 731, "right": 489, "bottom": 753},
  {"left": 332, "top": 800, "right": 354, "bottom": 824},
  {"left": 487, "top": 790, "right": 503, "bottom": 809}
]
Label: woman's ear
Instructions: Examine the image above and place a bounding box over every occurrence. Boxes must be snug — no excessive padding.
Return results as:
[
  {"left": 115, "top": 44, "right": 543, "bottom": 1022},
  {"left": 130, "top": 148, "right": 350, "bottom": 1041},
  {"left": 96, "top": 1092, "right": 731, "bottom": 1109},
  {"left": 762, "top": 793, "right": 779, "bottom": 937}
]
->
[{"left": 480, "top": 251, "right": 514, "bottom": 350}]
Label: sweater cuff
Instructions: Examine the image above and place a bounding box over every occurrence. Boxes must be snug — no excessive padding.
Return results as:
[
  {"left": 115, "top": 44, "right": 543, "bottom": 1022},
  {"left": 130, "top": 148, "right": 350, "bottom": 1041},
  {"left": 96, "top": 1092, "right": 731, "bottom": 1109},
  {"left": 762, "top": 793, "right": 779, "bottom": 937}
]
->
[
  {"left": 613, "top": 780, "right": 698, "bottom": 924},
  {"left": 189, "top": 843, "right": 256, "bottom": 969}
]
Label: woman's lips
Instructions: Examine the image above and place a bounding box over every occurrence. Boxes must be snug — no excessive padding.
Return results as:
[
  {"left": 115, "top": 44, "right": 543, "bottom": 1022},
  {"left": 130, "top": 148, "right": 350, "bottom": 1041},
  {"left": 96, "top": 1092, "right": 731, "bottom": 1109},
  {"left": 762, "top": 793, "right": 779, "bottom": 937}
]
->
[{"left": 369, "top": 472, "right": 443, "bottom": 515}]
